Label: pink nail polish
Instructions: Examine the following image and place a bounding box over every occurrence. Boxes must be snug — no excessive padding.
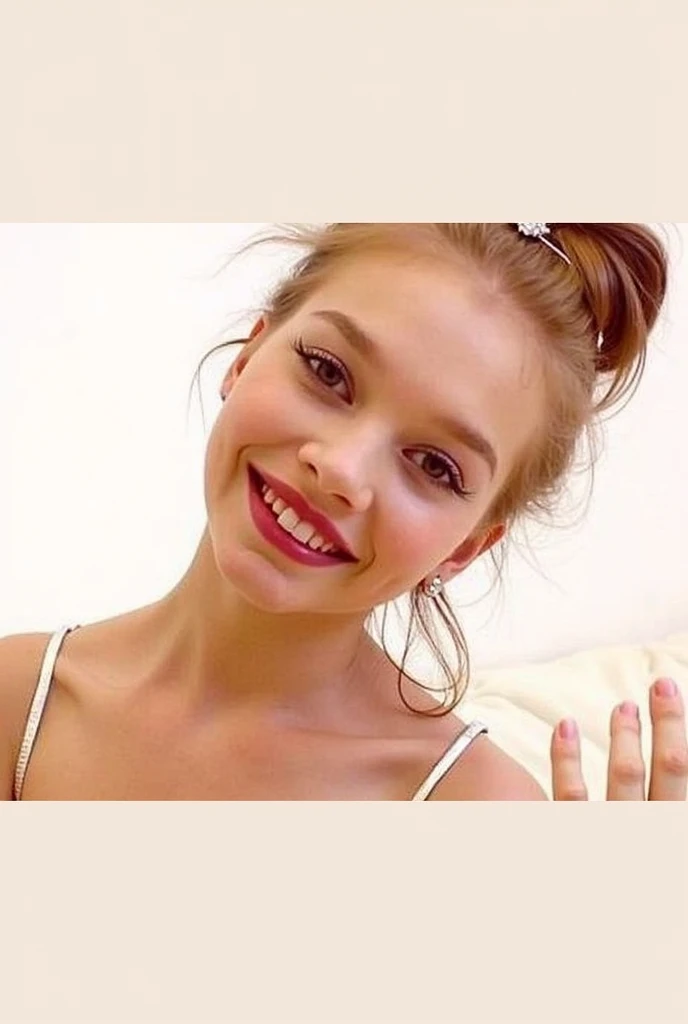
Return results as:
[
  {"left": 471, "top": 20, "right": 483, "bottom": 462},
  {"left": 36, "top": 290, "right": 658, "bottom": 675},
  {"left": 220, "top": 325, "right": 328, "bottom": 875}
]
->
[
  {"left": 654, "top": 678, "right": 677, "bottom": 698},
  {"left": 559, "top": 719, "right": 578, "bottom": 740}
]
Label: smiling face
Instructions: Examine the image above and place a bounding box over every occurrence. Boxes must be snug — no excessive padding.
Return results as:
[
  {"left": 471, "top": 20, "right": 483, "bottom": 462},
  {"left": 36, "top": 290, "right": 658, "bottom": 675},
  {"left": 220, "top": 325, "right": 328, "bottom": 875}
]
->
[{"left": 204, "top": 251, "right": 549, "bottom": 615}]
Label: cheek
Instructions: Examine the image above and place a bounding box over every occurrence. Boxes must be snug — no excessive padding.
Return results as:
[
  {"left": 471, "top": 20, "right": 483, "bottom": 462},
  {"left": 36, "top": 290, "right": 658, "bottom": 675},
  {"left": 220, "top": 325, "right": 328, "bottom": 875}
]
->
[
  {"left": 373, "top": 493, "right": 463, "bottom": 573},
  {"left": 216, "top": 373, "right": 306, "bottom": 455}
]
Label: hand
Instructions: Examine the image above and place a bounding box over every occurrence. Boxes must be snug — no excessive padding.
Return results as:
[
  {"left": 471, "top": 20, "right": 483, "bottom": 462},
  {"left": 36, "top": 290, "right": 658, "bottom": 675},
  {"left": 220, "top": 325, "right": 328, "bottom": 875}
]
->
[{"left": 551, "top": 678, "right": 688, "bottom": 800}]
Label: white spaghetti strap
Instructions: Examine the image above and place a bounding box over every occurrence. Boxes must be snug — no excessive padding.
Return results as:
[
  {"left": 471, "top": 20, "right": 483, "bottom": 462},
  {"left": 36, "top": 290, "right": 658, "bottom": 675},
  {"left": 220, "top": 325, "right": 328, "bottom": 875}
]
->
[
  {"left": 13, "top": 624, "right": 81, "bottom": 801},
  {"left": 411, "top": 719, "right": 489, "bottom": 801}
]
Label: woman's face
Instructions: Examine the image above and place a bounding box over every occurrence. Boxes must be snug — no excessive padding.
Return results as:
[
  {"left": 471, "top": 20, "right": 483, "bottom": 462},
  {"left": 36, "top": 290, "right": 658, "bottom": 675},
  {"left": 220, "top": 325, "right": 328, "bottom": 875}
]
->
[{"left": 204, "top": 252, "right": 548, "bottom": 615}]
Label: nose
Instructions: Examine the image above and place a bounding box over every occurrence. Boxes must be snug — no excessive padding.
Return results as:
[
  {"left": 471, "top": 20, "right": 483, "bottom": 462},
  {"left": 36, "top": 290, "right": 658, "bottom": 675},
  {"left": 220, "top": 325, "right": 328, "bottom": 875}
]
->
[{"left": 297, "top": 438, "right": 375, "bottom": 513}]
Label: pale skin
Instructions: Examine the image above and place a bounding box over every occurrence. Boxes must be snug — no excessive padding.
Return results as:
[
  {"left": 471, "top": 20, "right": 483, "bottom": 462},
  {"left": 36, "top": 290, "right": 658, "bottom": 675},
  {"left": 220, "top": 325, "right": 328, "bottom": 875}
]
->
[
  {"left": 551, "top": 682, "right": 687, "bottom": 801},
  {"left": 3, "top": 250, "right": 686, "bottom": 799}
]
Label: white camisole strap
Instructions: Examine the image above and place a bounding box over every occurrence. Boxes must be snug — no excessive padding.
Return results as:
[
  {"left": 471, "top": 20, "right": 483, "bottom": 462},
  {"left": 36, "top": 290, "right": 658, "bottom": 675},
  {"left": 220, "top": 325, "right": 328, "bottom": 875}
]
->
[
  {"left": 12, "top": 624, "right": 487, "bottom": 801},
  {"left": 13, "top": 624, "right": 81, "bottom": 801},
  {"left": 410, "top": 719, "right": 489, "bottom": 801}
]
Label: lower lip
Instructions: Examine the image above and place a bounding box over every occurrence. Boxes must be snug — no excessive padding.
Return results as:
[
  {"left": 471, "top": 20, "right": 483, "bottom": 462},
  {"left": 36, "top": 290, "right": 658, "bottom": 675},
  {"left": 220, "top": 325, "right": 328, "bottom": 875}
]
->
[{"left": 247, "top": 468, "right": 351, "bottom": 568}]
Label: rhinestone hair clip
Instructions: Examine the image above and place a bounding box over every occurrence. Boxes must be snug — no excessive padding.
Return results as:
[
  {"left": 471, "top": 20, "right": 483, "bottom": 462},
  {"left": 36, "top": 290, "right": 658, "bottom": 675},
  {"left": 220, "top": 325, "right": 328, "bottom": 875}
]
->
[
  {"left": 517, "top": 224, "right": 606, "bottom": 353},
  {"left": 516, "top": 223, "right": 572, "bottom": 266}
]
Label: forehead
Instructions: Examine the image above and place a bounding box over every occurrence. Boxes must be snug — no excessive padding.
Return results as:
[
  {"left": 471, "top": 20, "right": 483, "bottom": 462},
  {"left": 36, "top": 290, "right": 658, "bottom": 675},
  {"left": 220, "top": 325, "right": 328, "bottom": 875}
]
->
[{"left": 293, "top": 253, "right": 548, "bottom": 488}]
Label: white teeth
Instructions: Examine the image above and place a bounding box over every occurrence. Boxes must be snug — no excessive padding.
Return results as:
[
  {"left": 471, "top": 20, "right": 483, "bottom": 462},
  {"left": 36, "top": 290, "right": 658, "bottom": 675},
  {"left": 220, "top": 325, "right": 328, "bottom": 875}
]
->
[
  {"left": 260, "top": 482, "right": 339, "bottom": 555},
  {"left": 292, "top": 520, "right": 318, "bottom": 544},
  {"left": 276, "top": 508, "right": 300, "bottom": 531}
]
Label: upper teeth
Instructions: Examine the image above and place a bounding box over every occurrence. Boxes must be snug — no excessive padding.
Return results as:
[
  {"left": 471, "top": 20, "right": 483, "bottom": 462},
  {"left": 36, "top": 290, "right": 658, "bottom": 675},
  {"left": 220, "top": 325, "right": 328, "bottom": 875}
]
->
[{"left": 260, "top": 484, "right": 341, "bottom": 555}]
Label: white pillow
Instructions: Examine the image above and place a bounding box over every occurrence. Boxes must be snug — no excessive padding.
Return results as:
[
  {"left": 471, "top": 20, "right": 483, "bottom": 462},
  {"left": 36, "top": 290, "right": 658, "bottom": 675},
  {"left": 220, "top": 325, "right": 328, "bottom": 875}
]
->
[{"left": 455, "top": 632, "right": 688, "bottom": 800}]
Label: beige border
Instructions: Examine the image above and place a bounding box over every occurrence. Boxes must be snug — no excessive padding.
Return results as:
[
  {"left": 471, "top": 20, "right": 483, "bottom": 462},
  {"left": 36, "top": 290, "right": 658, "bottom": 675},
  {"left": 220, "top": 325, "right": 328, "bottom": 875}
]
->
[
  {"left": 2, "top": 806, "right": 687, "bottom": 1023},
  {"left": 2, "top": 2, "right": 688, "bottom": 1022},
  {"left": 0, "top": 0, "right": 687, "bottom": 220}
]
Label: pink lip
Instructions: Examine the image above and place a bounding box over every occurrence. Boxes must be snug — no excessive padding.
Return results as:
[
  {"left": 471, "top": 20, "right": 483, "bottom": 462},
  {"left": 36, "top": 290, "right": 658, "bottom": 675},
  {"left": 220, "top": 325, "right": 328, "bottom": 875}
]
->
[
  {"left": 247, "top": 465, "right": 358, "bottom": 566},
  {"left": 249, "top": 463, "right": 356, "bottom": 560}
]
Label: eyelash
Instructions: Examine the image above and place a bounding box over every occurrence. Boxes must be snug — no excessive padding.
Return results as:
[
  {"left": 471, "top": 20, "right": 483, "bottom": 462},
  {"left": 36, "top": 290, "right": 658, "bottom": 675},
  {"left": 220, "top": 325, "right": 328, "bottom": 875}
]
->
[{"left": 291, "top": 337, "right": 474, "bottom": 499}]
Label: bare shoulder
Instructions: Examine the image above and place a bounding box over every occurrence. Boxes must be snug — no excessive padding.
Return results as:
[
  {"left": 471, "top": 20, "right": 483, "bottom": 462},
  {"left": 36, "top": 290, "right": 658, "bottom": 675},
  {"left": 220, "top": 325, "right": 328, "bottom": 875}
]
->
[
  {"left": 428, "top": 733, "right": 548, "bottom": 801},
  {"left": 374, "top": 665, "right": 549, "bottom": 801},
  {"left": 0, "top": 632, "right": 53, "bottom": 799}
]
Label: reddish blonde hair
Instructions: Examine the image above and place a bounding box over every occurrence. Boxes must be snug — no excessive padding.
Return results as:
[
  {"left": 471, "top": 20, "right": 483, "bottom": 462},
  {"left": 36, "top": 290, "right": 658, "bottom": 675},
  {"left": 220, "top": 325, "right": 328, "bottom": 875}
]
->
[{"left": 193, "top": 223, "right": 669, "bottom": 715}]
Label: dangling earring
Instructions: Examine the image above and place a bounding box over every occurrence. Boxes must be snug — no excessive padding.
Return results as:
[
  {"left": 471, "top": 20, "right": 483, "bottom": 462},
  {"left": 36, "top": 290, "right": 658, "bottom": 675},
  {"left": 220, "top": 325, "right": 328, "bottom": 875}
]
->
[{"left": 422, "top": 575, "right": 443, "bottom": 598}]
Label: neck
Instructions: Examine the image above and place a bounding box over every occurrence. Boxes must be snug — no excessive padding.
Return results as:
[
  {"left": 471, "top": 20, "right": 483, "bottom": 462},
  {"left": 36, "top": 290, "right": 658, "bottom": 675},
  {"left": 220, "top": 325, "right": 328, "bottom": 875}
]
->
[{"left": 135, "top": 526, "right": 386, "bottom": 725}]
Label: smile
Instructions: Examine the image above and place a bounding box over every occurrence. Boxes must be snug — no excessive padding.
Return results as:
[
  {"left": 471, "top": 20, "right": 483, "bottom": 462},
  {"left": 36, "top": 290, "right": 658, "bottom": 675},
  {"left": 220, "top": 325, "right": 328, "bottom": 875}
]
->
[{"left": 247, "top": 466, "right": 357, "bottom": 568}]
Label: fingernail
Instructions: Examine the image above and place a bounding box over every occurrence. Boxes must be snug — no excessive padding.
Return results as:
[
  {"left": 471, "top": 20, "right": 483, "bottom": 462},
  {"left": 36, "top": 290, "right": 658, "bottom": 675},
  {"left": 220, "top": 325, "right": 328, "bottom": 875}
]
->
[
  {"left": 620, "top": 701, "right": 638, "bottom": 719},
  {"left": 654, "top": 678, "right": 677, "bottom": 698},
  {"left": 559, "top": 719, "right": 578, "bottom": 740}
]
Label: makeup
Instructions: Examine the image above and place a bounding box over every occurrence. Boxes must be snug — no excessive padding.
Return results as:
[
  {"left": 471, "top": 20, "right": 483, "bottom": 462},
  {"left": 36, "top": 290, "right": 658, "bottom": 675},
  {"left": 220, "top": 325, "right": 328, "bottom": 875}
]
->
[{"left": 247, "top": 466, "right": 354, "bottom": 568}]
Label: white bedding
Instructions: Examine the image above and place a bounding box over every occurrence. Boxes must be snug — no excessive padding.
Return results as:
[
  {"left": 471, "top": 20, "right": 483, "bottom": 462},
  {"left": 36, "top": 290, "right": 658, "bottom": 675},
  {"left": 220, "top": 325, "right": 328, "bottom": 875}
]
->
[{"left": 456, "top": 631, "right": 688, "bottom": 800}]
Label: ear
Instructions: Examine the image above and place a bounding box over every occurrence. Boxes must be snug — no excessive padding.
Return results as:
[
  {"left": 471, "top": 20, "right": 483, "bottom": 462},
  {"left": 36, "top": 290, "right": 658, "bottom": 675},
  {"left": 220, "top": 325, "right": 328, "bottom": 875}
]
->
[
  {"left": 248, "top": 315, "right": 268, "bottom": 341},
  {"left": 439, "top": 522, "right": 506, "bottom": 582},
  {"left": 220, "top": 315, "right": 270, "bottom": 399}
]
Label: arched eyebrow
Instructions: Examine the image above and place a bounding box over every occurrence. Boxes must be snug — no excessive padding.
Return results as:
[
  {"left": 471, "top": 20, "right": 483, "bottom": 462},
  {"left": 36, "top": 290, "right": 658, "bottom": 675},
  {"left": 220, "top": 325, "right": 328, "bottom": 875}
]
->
[{"left": 311, "top": 308, "right": 498, "bottom": 479}]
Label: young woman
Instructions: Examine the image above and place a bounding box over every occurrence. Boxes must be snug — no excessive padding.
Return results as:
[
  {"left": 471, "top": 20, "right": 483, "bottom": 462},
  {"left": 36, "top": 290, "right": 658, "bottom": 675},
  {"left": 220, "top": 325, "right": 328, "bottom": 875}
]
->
[{"left": 2, "top": 223, "right": 686, "bottom": 801}]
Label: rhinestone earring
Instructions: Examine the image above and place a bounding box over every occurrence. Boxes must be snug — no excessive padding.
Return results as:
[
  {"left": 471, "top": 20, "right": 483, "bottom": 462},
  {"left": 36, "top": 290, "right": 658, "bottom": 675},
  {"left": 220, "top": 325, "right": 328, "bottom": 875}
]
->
[{"left": 422, "top": 575, "right": 443, "bottom": 598}]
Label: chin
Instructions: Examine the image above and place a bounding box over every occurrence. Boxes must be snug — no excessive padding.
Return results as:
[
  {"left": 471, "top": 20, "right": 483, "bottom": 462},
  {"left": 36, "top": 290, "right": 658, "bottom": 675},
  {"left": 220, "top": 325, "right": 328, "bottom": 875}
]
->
[{"left": 209, "top": 535, "right": 311, "bottom": 614}]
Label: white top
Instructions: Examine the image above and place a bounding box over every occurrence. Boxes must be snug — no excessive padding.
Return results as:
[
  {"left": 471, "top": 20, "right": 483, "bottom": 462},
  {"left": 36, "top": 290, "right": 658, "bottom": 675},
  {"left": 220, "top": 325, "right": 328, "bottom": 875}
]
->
[{"left": 12, "top": 626, "right": 488, "bottom": 801}]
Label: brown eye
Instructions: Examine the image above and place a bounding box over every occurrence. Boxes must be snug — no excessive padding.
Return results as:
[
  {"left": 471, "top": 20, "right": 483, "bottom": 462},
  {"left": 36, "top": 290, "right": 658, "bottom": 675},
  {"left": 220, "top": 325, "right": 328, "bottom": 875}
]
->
[
  {"left": 423, "top": 453, "right": 448, "bottom": 479},
  {"left": 292, "top": 338, "right": 352, "bottom": 400},
  {"left": 316, "top": 358, "right": 343, "bottom": 386},
  {"left": 407, "top": 449, "right": 470, "bottom": 498}
]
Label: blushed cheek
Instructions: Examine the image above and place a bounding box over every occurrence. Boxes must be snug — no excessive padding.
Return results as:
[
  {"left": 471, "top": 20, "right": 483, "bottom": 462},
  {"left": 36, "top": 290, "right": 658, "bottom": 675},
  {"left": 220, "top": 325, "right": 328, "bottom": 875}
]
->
[
  {"left": 374, "top": 513, "right": 440, "bottom": 587},
  {"left": 218, "top": 376, "right": 307, "bottom": 458},
  {"left": 373, "top": 492, "right": 483, "bottom": 593}
]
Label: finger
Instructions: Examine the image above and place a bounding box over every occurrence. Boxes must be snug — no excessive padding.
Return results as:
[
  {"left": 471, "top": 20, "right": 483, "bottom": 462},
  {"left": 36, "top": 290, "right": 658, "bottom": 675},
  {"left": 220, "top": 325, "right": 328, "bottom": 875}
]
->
[
  {"left": 551, "top": 719, "right": 588, "bottom": 800},
  {"left": 607, "top": 701, "right": 646, "bottom": 800},
  {"left": 648, "top": 678, "right": 688, "bottom": 801}
]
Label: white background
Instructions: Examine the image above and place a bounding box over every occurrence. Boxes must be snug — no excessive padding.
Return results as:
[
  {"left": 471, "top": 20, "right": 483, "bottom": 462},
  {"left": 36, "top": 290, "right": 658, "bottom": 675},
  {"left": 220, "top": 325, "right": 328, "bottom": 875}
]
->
[{"left": 2, "top": 223, "right": 686, "bottom": 670}]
